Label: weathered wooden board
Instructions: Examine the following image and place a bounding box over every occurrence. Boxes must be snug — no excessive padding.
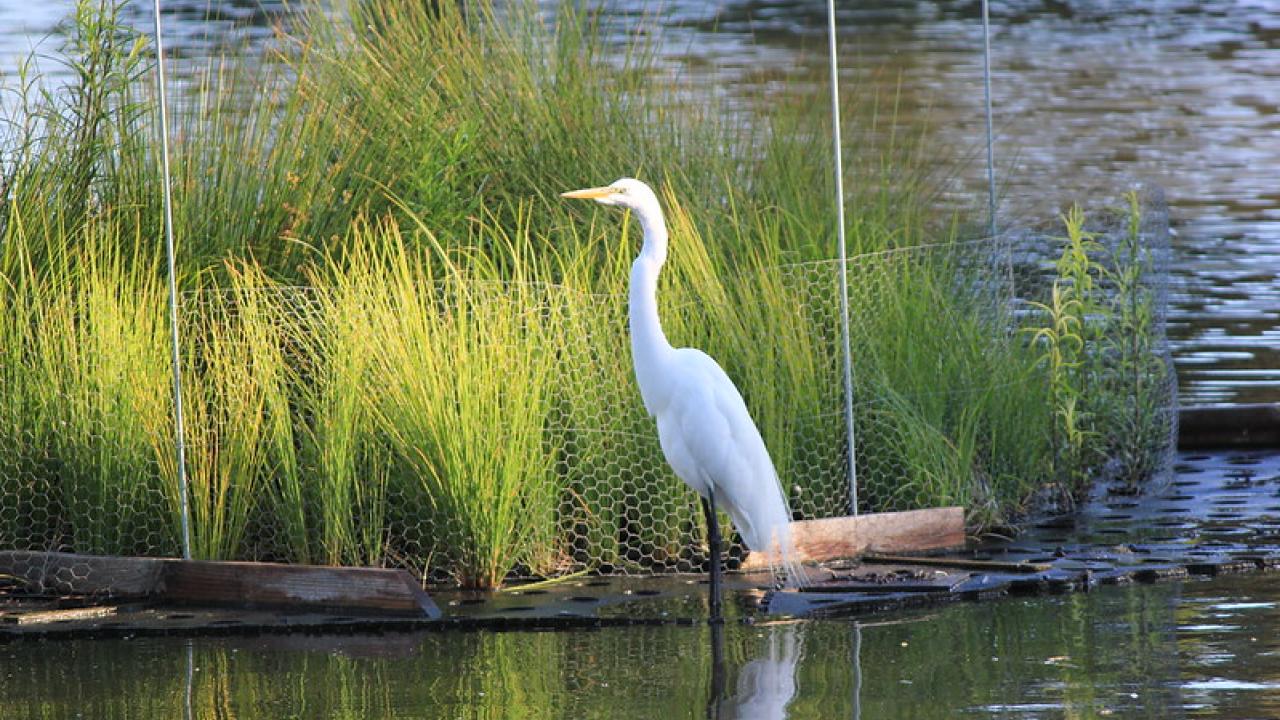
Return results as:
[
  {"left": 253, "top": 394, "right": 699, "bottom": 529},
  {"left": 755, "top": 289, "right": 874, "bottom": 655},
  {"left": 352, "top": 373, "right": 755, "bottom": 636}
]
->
[
  {"left": 0, "top": 551, "right": 440, "bottom": 618},
  {"left": 0, "top": 550, "right": 164, "bottom": 598},
  {"left": 1179, "top": 403, "right": 1280, "bottom": 448},
  {"left": 740, "top": 507, "right": 965, "bottom": 571},
  {"left": 160, "top": 559, "right": 441, "bottom": 618}
]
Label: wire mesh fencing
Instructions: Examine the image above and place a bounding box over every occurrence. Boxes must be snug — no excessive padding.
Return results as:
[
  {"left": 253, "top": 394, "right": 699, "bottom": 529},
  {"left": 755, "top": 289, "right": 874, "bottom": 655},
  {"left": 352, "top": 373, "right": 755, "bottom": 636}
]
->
[{"left": 0, "top": 187, "right": 1178, "bottom": 589}]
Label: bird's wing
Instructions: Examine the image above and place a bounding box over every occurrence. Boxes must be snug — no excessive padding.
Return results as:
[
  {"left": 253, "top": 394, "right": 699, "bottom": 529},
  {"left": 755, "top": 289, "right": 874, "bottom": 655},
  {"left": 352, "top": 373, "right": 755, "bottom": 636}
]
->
[
  {"left": 656, "top": 348, "right": 810, "bottom": 587},
  {"left": 660, "top": 349, "right": 787, "bottom": 552}
]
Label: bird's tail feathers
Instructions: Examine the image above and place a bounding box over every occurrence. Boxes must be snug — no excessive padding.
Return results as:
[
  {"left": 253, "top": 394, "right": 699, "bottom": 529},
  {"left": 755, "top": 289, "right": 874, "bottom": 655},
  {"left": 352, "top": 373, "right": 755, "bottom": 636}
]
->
[
  {"left": 745, "top": 474, "right": 809, "bottom": 589},
  {"left": 720, "top": 471, "right": 810, "bottom": 588},
  {"left": 766, "top": 522, "right": 810, "bottom": 589}
]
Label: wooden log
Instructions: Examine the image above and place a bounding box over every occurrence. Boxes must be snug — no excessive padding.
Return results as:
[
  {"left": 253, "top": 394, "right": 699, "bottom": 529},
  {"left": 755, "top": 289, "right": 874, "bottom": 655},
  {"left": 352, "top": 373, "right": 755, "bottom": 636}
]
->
[
  {"left": 159, "top": 559, "right": 441, "bottom": 618},
  {"left": 0, "top": 551, "right": 441, "bottom": 618},
  {"left": 1179, "top": 404, "right": 1280, "bottom": 449},
  {"left": 0, "top": 550, "right": 164, "bottom": 598},
  {"left": 740, "top": 506, "right": 965, "bottom": 570}
]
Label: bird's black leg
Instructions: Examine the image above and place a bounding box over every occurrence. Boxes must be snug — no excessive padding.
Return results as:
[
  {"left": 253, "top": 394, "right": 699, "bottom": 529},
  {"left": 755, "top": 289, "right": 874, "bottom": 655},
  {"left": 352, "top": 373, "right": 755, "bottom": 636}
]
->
[
  {"left": 706, "top": 618, "right": 726, "bottom": 719},
  {"left": 702, "top": 491, "right": 723, "bottom": 624}
]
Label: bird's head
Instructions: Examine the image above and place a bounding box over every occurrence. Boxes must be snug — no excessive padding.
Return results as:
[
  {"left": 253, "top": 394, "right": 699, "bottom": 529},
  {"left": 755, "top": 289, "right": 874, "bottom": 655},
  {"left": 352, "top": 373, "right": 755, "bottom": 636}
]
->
[{"left": 560, "top": 177, "right": 660, "bottom": 214}]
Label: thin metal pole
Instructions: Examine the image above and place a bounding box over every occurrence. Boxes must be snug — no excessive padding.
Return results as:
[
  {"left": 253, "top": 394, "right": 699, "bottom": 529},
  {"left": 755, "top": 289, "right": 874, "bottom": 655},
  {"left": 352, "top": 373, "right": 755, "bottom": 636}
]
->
[
  {"left": 826, "top": 0, "right": 858, "bottom": 515},
  {"left": 981, "top": 0, "right": 998, "bottom": 242},
  {"left": 152, "top": 0, "right": 192, "bottom": 559}
]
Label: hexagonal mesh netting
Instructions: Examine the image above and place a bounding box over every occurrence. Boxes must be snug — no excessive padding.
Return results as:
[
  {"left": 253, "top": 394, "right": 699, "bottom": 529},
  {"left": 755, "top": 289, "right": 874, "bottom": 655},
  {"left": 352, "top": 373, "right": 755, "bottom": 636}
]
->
[{"left": 0, "top": 188, "right": 1177, "bottom": 590}]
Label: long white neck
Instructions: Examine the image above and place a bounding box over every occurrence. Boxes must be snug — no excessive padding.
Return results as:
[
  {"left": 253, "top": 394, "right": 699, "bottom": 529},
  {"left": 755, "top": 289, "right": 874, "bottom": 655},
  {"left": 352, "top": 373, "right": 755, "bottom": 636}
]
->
[{"left": 629, "top": 203, "right": 673, "bottom": 414}]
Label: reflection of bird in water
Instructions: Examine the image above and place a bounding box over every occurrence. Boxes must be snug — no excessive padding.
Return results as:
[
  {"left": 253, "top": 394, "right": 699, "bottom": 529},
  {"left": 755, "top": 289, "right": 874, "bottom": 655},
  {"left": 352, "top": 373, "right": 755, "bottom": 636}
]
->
[
  {"left": 712, "top": 624, "right": 804, "bottom": 720},
  {"left": 562, "top": 179, "right": 808, "bottom": 619}
]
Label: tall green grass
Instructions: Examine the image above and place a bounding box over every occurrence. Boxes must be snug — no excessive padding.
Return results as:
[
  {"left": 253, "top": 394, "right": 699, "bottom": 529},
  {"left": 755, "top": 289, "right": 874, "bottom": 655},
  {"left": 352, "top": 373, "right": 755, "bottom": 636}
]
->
[
  {"left": 1024, "top": 196, "right": 1176, "bottom": 498},
  {"left": 6, "top": 224, "right": 176, "bottom": 556},
  {"left": 843, "top": 248, "right": 1050, "bottom": 522},
  {"left": 348, "top": 222, "right": 561, "bottom": 587},
  {"left": 0, "top": 0, "right": 1169, "bottom": 585},
  {"left": 294, "top": 261, "right": 390, "bottom": 567}
]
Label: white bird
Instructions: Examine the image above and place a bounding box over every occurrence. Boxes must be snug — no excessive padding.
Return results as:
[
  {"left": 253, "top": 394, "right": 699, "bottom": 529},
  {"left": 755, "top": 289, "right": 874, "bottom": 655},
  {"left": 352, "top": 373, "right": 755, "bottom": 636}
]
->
[{"left": 561, "top": 178, "right": 808, "bottom": 617}]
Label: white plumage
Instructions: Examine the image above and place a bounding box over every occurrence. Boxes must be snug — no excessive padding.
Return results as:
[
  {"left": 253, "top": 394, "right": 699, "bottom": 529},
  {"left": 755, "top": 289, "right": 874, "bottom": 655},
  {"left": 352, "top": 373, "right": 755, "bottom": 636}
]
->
[
  {"left": 562, "top": 178, "right": 807, "bottom": 588},
  {"left": 652, "top": 349, "right": 788, "bottom": 555}
]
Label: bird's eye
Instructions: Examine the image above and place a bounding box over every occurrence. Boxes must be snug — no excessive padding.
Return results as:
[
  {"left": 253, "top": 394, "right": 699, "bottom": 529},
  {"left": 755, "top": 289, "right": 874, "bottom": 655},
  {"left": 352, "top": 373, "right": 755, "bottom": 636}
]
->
[{"left": 615, "top": 186, "right": 628, "bottom": 194}]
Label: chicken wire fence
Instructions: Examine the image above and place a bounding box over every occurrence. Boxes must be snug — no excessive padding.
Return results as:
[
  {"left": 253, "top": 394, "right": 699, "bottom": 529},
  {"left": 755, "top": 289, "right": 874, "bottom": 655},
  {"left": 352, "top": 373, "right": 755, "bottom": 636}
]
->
[{"left": 0, "top": 188, "right": 1177, "bottom": 591}]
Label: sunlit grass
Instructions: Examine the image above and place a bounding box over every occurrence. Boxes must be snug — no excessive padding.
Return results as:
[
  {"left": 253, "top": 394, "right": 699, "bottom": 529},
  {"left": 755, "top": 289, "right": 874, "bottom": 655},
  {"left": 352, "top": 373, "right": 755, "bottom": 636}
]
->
[
  {"left": 23, "top": 227, "right": 175, "bottom": 556},
  {"left": 337, "top": 222, "right": 561, "bottom": 588},
  {"left": 294, "top": 260, "right": 390, "bottom": 567}
]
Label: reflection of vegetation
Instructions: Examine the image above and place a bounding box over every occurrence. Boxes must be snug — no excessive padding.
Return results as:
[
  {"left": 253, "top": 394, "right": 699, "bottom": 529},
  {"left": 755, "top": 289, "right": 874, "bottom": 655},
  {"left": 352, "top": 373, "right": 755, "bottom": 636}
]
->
[
  {"left": 0, "top": 0, "right": 1171, "bottom": 585},
  {"left": 858, "top": 586, "right": 1187, "bottom": 720},
  {"left": 0, "top": 583, "right": 1203, "bottom": 719}
]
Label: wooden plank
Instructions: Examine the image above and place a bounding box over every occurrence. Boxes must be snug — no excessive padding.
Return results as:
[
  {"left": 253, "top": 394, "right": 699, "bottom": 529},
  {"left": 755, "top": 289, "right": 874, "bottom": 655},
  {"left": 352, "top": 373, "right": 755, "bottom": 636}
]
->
[
  {"left": 4, "top": 605, "right": 118, "bottom": 626},
  {"left": 160, "top": 560, "right": 441, "bottom": 618},
  {"left": 1179, "top": 404, "right": 1280, "bottom": 449},
  {"left": 740, "top": 507, "right": 965, "bottom": 571},
  {"left": 1, "top": 551, "right": 441, "bottom": 618},
  {"left": 861, "top": 553, "right": 1051, "bottom": 574},
  {"left": 0, "top": 550, "right": 164, "bottom": 598}
]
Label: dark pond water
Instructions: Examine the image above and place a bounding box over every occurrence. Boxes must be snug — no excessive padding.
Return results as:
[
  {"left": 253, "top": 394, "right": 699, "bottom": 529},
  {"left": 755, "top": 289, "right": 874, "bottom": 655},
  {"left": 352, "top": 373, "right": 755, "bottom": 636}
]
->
[
  {"left": 3, "top": 574, "right": 1278, "bottom": 718},
  {"left": 2, "top": 0, "right": 1277, "bottom": 403}
]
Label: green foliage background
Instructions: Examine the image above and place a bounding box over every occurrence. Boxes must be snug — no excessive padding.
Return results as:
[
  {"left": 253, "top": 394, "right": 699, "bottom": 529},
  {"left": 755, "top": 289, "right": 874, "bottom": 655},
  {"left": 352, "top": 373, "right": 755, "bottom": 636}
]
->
[{"left": 0, "top": 0, "right": 1170, "bottom": 587}]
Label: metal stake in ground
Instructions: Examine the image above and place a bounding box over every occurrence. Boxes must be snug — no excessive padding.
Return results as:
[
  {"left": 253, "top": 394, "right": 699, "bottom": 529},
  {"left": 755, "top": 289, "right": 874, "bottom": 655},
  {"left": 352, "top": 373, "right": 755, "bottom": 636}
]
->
[
  {"left": 826, "top": 0, "right": 860, "bottom": 517},
  {"left": 151, "top": 0, "right": 193, "bottom": 559},
  {"left": 981, "top": 0, "right": 1006, "bottom": 295}
]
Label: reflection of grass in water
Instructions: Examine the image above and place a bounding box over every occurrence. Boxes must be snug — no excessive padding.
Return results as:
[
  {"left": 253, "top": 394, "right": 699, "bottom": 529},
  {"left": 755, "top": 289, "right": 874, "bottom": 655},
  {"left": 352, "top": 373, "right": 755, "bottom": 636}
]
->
[{"left": 0, "top": 581, "right": 1199, "bottom": 717}]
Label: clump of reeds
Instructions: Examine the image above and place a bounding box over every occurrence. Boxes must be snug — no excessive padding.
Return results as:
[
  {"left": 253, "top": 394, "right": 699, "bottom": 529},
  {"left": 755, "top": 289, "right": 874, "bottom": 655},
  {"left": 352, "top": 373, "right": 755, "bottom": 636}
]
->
[
  {"left": 1024, "top": 194, "right": 1176, "bottom": 499},
  {"left": 17, "top": 228, "right": 176, "bottom": 556},
  {"left": 292, "top": 262, "right": 389, "bottom": 568},
  {"left": 342, "top": 221, "right": 561, "bottom": 588}
]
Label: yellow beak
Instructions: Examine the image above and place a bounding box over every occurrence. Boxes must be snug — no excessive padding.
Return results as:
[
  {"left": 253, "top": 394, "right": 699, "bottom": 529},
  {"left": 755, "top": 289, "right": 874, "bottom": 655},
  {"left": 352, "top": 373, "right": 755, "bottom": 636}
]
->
[{"left": 560, "top": 185, "right": 617, "bottom": 200}]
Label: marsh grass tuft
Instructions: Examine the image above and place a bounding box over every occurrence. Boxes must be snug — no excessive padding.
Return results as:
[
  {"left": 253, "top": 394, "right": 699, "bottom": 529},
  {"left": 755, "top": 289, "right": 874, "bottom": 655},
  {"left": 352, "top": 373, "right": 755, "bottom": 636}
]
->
[{"left": 351, "top": 223, "right": 561, "bottom": 588}]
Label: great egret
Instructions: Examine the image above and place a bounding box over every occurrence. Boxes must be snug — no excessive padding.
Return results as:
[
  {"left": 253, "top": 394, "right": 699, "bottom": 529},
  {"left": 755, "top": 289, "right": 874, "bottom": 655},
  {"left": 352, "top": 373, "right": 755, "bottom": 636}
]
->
[{"left": 561, "top": 178, "right": 808, "bottom": 619}]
